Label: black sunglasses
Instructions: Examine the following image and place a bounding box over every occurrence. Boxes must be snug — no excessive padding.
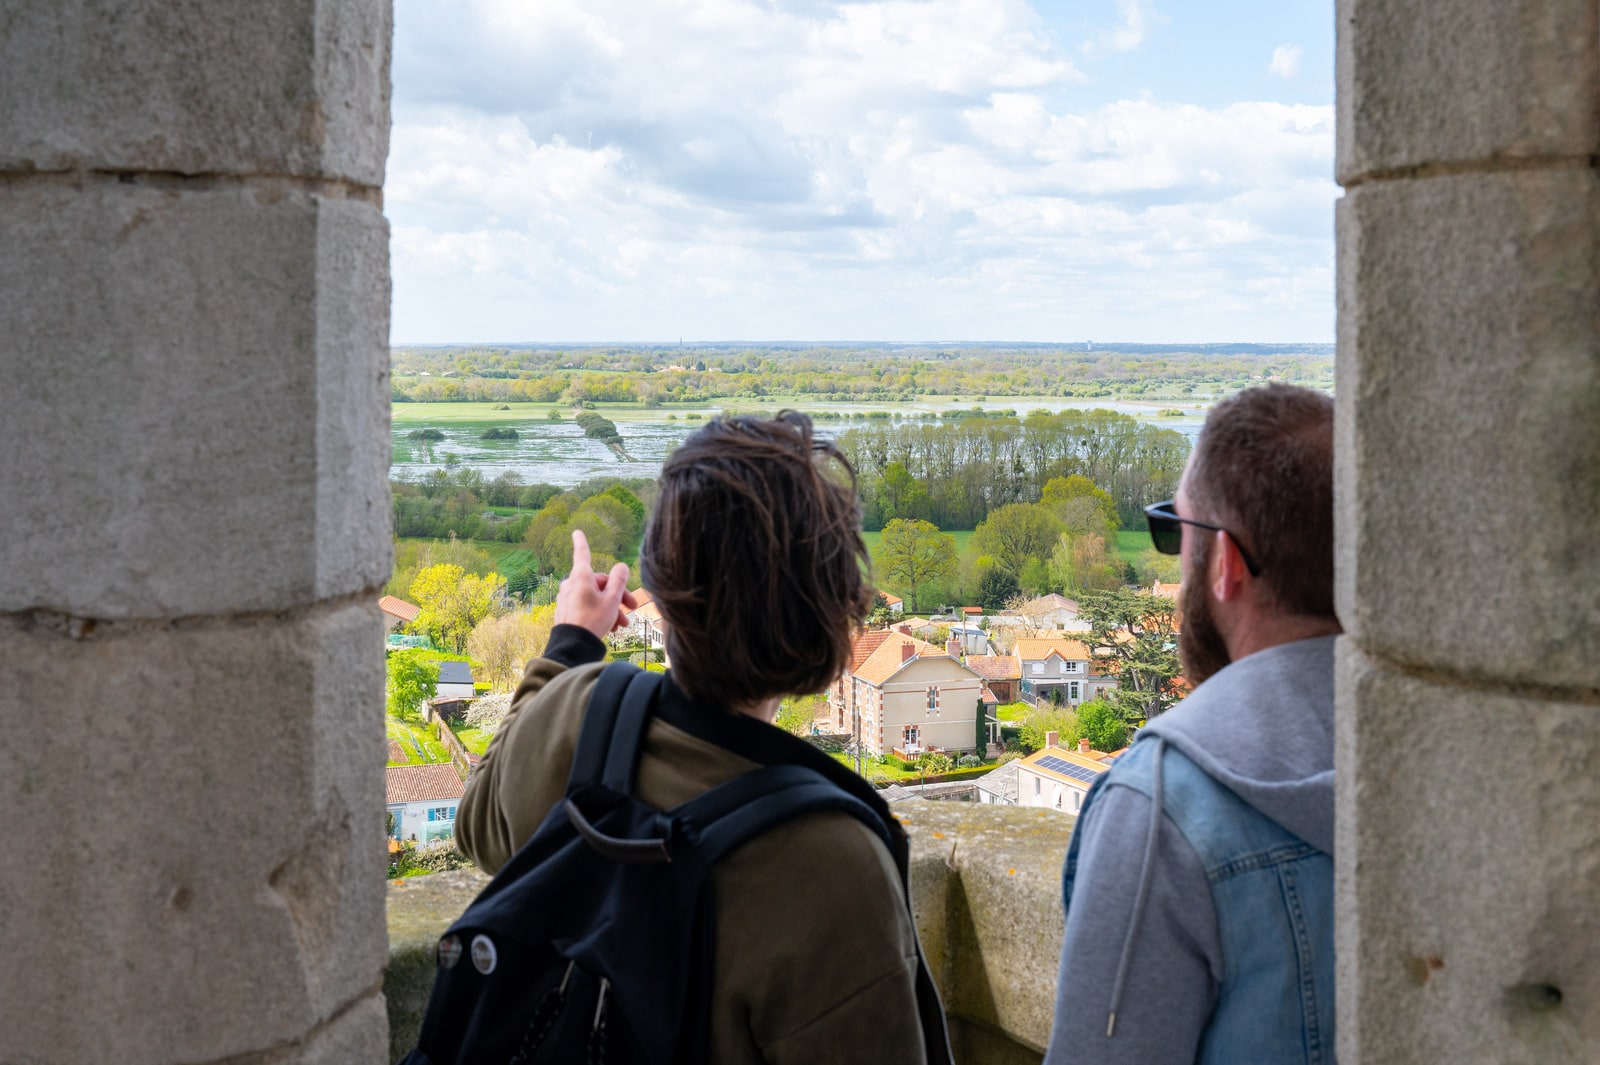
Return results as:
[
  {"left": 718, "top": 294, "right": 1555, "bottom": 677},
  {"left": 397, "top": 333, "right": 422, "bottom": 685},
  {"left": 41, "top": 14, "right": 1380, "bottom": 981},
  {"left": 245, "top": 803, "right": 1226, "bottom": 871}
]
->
[{"left": 1143, "top": 500, "right": 1262, "bottom": 577}]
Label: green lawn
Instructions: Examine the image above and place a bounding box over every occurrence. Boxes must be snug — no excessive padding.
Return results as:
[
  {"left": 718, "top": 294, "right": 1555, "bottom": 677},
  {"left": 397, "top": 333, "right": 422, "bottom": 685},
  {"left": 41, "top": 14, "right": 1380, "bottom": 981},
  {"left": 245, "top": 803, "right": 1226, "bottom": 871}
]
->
[
  {"left": 995, "top": 701, "right": 1030, "bottom": 723},
  {"left": 386, "top": 713, "right": 453, "bottom": 766},
  {"left": 450, "top": 723, "right": 496, "bottom": 757},
  {"left": 1115, "top": 529, "right": 1151, "bottom": 564},
  {"left": 860, "top": 529, "right": 977, "bottom": 581}
]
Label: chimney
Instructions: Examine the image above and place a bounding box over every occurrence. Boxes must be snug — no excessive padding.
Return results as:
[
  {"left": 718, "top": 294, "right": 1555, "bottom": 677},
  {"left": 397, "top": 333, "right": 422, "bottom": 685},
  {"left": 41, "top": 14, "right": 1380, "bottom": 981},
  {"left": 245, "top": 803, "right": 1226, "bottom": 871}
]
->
[
  {"left": 894, "top": 623, "right": 912, "bottom": 636},
  {"left": 1078, "top": 738, "right": 1092, "bottom": 754},
  {"left": 901, "top": 643, "right": 916, "bottom": 662},
  {"left": 1045, "top": 730, "right": 1059, "bottom": 750},
  {"left": 945, "top": 637, "right": 961, "bottom": 658}
]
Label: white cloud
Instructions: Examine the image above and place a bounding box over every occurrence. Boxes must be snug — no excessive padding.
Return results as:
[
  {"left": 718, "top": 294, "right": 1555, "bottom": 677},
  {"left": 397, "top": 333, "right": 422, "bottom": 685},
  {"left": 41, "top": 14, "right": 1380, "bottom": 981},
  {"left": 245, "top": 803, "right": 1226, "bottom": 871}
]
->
[
  {"left": 1269, "top": 43, "right": 1304, "bottom": 79},
  {"left": 388, "top": 0, "right": 1334, "bottom": 342},
  {"left": 1082, "top": 0, "right": 1162, "bottom": 58}
]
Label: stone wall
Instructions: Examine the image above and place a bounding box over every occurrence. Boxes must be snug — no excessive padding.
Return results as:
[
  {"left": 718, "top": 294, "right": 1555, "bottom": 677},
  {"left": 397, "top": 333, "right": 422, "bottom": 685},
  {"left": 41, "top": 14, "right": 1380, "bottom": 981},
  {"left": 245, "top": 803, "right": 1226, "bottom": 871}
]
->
[
  {"left": 384, "top": 802, "right": 1075, "bottom": 1063},
  {"left": 0, "top": 4, "right": 395, "bottom": 1063},
  {"left": 1335, "top": 0, "right": 1600, "bottom": 1061}
]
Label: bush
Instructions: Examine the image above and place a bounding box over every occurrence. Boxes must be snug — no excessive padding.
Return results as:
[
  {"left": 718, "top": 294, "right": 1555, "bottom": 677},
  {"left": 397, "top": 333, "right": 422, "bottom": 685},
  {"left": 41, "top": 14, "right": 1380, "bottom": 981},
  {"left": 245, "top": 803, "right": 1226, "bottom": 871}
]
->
[
  {"left": 957, "top": 754, "right": 982, "bottom": 768},
  {"left": 407, "top": 427, "right": 445, "bottom": 441},
  {"left": 480, "top": 427, "right": 520, "bottom": 441},
  {"left": 389, "top": 837, "right": 473, "bottom": 879}
]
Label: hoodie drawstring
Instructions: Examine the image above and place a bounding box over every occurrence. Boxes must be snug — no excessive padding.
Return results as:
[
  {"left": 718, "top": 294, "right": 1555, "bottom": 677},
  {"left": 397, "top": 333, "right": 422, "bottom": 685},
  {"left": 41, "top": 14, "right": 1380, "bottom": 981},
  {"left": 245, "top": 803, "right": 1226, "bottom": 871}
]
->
[{"left": 1106, "top": 737, "right": 1164, "bottom": 1038}]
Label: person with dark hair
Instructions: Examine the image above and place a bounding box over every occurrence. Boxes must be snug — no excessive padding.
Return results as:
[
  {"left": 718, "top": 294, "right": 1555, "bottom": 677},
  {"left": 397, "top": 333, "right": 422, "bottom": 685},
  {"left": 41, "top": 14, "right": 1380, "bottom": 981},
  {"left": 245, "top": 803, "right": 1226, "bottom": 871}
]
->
[
  {"left": 457, "top": 411, "right": 952, "bottom": 1065},
  {"left": 1044, "top": 383, "right": 1341, "bottom": 1064}
]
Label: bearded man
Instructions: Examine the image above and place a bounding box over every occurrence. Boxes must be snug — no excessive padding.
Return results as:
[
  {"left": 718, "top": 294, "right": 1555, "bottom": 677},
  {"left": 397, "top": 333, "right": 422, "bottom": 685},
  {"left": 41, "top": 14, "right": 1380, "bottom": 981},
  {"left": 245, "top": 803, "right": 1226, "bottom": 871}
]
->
[{"left": 1043, "top": 383, "right": 1340, "bottom": 1065}]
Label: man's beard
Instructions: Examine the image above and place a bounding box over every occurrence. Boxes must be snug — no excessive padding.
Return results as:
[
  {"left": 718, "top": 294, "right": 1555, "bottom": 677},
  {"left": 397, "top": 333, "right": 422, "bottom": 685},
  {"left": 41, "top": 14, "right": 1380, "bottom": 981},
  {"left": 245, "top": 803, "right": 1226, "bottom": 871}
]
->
[{"left": 1178, "top": 543, "right": 1232, "bottom": 686}]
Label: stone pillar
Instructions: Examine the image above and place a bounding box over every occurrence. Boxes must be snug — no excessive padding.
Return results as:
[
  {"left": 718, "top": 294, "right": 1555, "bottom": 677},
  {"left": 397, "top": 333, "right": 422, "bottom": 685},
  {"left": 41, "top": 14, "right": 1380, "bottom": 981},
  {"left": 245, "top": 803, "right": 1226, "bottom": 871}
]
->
[
  {"left": 1336, "top": 1, "right": 1600, "bottom": 1061},
  {"left": 0, "top": 4, "right": 393, "bottom": 1064}
]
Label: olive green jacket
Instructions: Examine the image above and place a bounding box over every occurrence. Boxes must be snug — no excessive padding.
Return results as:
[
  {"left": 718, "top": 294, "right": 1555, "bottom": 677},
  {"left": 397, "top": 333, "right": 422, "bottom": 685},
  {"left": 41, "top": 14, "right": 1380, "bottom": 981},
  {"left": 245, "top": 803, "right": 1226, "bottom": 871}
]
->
[{"left": 457, "top": 627, "right": 948, "bottom": 1065}]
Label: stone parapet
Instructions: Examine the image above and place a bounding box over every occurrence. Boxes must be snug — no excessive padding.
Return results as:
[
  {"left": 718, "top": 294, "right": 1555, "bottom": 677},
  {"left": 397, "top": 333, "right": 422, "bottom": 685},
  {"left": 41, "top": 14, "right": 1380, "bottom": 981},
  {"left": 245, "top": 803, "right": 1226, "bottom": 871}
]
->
[{"left": 384, "top": 802, "right": 1075, "bottom": 1063}]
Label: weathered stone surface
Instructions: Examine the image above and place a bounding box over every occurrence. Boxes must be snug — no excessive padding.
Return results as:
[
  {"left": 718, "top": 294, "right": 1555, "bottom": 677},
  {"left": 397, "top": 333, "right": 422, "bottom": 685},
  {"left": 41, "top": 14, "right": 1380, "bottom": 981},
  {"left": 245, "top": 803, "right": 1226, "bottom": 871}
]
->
[
  {"left": 899, "top": 802, "right": 1071, "bottom": 1056},
  {"left": 0, "top": 0, "right": 391, "bottom": 186},
  {"left": 1336, "top": 643, "right": 1600, "bottom": 1064},
  {"left": 0, "top": 602, "right": 388, "bottom": 1065},
  {"left": 1336, "top": 0, "right": 1600, "bottom": 181},
  {"left": 0, "top": 180, "right": 392, "bottom": 618},
  {"left": 381, "top": 804, "right": 1072, "bottom": 1063},
  {"left": 293, "top": 992, "right": 389, "bottom": 1065},
  {"left": 1335, "top": 170, "right": 1600, "bottom": 692}
]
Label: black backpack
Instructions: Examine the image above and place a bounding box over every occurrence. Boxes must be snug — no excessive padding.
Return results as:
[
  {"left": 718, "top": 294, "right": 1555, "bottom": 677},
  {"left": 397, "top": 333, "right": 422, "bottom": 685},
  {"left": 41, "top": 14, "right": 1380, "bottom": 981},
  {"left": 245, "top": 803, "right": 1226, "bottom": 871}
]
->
[{"left": 398, "top": 662, "right": 952, "bottom": 1065}]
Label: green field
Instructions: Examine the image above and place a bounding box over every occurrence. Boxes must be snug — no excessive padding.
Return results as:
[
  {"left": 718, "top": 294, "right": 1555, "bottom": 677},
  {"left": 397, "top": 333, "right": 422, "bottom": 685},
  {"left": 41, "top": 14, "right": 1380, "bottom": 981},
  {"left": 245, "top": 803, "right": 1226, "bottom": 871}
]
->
[
  {"left": 1115, "top": 529, "right": 1151, "bottom": 564},
  {"left": 386, "top": 714, "right": 452, "bottom": 767}
]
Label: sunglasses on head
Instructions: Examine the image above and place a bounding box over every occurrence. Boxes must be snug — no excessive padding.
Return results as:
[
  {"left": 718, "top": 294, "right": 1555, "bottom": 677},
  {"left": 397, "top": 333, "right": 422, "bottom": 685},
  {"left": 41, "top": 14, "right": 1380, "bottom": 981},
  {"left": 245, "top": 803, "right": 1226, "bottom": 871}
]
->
[{"left": 1143, "top": 500, "right": 1262, "bottom": 577}]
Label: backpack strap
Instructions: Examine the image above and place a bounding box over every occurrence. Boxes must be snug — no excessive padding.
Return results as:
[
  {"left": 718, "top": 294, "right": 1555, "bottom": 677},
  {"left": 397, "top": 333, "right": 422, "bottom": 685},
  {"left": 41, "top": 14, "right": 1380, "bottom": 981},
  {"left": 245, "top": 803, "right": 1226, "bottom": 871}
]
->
[
  {"left": 566, "top": 662, "right": 663, "bottom": 797},
  {"left": 674, "top": 764, "right": 892, "bottom": 866}
]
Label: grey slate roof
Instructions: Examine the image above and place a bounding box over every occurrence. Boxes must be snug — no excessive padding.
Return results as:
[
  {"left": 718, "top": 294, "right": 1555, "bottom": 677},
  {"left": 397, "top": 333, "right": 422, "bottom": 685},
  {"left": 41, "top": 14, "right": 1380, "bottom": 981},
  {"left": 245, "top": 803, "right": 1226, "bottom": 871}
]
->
[
  {"left": 973, "top": 761, "right": 1020, "bottom": 805},
  {"left": 436, "top": 661, "right": 474, "bottom": 686}
]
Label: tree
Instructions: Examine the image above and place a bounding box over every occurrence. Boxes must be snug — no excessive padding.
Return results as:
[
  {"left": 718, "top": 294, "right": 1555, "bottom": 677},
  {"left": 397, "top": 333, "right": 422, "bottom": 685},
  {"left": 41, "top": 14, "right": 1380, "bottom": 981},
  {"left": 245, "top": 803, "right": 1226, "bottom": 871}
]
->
[
  {"left": 971, "top": 503, "right": 1063, "bottom": 577},
  {"left": 974, "top": 697, "right": 989, "bottom": 755},
  {"left": 976, "top": 565, "right": 1020, "bottom": 610},
  {"left": 1078, "top": 590, "right": 1183, "bottom": 723},
  {"left": 877, "top": 462, "right": 930, "bottom": 524},
  {"left": 1018, "top": 704, "right": 1078, "bottom": 753},
  {"left": 865, "top": 592, "right": 896, "bottom": 630},
  {"left": 1042, "top": 475, "right": 1120, "bottom": 534},
  {"left": 386, "top": 650, "right": 438, "bottom": 718},
  {"left": 922, "top": 752, "right": 953, "bottom": 776},
  {"left": 1075, "top": 698, "right": 1129, "bottom": 752},
  {"left": 878, "top": 518, "right": 958, "bottom": 612},
  {"left": 410, "top": 564, "right": 507, "bottom": 653},
  {"left": 1048, "top": 531, "right": 1124, "bottom": 595},
  {"left": 466, "top": 605, "right": 557, "bottom": 691},
  {"left": 775, "top": 694, "right": 825, "bottom": 737}
]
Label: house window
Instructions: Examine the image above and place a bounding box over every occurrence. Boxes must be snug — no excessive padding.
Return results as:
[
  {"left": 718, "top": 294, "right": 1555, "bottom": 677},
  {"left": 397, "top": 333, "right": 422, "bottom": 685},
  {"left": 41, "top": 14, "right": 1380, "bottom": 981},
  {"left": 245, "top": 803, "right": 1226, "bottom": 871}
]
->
[
  {"left": 1034, "top": 775, "right": 1041, "bottom": 796},
  {"left": 1032, "top": 662, "right": 1044, "bottom": 675},
  {"left": 903, "top": 725, "right": 920, "bottom": 748},
  {"left": 926, "top": 686, "right": 939, "bottom": 714},
  {"left": 427, "top": 805, "right": 457, "bottom": 822},
  {"left": 1064, "top": 661, "right": 1080, "bottom": 674},
  {"left": 1069, "top": 681, "right": 1081, "bottom": 701},
  {"left": 1072, "top": 789, "right": 1082, "bottom": 812}
]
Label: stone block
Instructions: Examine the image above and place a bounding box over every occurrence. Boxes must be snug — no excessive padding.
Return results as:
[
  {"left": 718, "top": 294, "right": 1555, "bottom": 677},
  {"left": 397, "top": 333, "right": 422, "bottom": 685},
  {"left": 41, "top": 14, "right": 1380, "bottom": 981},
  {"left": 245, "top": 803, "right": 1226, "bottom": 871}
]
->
[
  {"left": 0, "top": 179, "right": 391, "bottom": 618},
  {"left": 385, "top": 869, "right": 489, "bottom": 1061},
  {"left": 1335, "top": 170, "right": 1600, "bottom": 691},
  {"left": 1336, "top": 0, "right": 1600, "bottom": 181},
  {"left": 899, "top": 801, "right": 1072, "bottom": 1054},
  {"left": 1336, "top": 644, "right": 1600, "bottom": 1064},
  {"left": 0, "top": 0, "right": 391, "bottom": 186},
  {"left": 0, "top": 602, "right": 388, "bottom": 1065}
]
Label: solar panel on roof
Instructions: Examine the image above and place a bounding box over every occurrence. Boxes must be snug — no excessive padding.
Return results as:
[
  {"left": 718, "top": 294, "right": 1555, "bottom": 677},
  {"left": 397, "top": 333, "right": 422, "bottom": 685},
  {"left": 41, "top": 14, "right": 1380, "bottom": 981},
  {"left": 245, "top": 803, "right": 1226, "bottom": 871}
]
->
[{"left": 1034, "top": 756, "right": 1102, "bottom": 784}]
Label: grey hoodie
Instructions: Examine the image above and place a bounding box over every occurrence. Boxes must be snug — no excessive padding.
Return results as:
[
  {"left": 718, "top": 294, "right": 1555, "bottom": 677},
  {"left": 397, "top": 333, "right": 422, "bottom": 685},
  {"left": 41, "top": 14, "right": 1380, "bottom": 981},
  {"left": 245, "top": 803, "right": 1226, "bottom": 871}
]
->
[{"left": 1043, "top": 635, "right": 1336, "bottom": 1064}]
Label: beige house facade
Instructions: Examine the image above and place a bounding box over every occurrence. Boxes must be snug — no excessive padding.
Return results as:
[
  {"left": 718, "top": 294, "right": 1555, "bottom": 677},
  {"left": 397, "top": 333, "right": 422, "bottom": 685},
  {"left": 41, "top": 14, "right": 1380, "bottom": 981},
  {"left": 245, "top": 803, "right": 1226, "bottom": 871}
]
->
[{"left": 831, "top": 631, "right": 985, "bottom": 758}]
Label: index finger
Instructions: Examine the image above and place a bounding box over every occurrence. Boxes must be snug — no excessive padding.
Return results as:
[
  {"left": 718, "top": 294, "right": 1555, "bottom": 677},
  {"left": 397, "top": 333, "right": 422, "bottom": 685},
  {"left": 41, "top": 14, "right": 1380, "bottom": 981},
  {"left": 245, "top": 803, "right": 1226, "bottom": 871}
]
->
[{"left": 568, "top": 528, "right": 593, "bottom": 579}]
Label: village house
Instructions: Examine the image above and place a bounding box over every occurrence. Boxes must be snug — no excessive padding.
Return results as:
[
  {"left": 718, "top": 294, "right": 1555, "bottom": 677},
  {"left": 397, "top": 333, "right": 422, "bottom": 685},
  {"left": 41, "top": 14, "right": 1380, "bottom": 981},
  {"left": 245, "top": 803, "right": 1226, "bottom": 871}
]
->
[
  {"left": 378, "top": 594, "right": 420, "bottom": 633},
  {"left": 386, "top": 763, "right": 466, "bottom": 844},
  {"left": 1014, "top": 735, "right": 1120, "bottom": 814},
  {"left": 612, "top": 587, "right": 657, "bottom": 645},
  {"left": 879, "top": 591, "right": 904, "bottom": 614},
  {"left": 964, "top": 654, "right": 1022, "bottom": 704},
  {"left": 1018, "top": 592, "right": 1081, "bottom": 630},
  {"left": 830, "top": 630, "right": 985, "bottom": 758},
  {"left": 1014, "top": 636, "right": 1119, "bottom": 706}
]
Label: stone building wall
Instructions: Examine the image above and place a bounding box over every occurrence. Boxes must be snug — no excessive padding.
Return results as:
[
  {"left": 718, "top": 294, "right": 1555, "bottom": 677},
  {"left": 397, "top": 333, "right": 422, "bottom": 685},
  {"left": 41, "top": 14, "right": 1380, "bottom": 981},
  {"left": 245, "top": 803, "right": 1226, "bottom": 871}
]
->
[
  {"left": 0, "top": 4, "right": 395, "bottom": 1063},
  {"left": 1335, "top": 0, "right": 1600, "bottom": 1060}
]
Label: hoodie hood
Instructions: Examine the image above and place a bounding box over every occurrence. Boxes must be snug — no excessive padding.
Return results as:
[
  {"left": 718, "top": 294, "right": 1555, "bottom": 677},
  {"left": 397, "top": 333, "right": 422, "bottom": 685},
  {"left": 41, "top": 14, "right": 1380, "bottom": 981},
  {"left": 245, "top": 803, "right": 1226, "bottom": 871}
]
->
[{"left": 1138, "top": 634, "right": 1337, "bottom": 855}]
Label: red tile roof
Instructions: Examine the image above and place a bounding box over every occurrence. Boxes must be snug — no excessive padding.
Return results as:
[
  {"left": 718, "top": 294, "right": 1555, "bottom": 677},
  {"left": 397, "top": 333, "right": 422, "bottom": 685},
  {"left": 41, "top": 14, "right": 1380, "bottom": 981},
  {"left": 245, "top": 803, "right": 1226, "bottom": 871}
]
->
[
  {"left": 848, "top": 630, "right": 894, "bottom": 672},
  {"left": 965, "top": 655, "right": 1022, "bottom": 680},
  {"left": 379, "top": 595, "right": 420, "bottom": 623},
  {"left": 385, "top": 764, "right": 465, "bottom": 805}
]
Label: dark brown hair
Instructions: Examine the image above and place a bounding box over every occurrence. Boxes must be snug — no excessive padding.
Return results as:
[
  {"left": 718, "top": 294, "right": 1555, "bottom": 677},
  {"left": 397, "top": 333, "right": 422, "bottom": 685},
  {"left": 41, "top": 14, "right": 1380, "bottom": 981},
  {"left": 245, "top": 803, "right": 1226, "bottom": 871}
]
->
[
  {"left": 1184, "top": 383, "right": 1336, "bottom": 618},
  {"left": 639, "top": 411, "right": 872, "bottom": 710}
]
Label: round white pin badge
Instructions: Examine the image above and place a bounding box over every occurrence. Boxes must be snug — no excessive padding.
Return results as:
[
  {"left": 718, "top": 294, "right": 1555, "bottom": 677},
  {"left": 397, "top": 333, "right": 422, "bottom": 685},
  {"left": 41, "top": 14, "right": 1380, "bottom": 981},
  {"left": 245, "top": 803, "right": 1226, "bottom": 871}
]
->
[{"left": 470, "top": 934, "right": 498, "bottom": 975}]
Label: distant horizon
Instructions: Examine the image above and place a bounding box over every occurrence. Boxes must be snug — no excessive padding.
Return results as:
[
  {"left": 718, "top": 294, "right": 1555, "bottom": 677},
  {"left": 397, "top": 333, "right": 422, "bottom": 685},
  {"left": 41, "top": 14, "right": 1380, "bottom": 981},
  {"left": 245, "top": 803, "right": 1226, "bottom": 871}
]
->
[{"left": 389, "top": 340, "right": 1336, "bottom": 351}]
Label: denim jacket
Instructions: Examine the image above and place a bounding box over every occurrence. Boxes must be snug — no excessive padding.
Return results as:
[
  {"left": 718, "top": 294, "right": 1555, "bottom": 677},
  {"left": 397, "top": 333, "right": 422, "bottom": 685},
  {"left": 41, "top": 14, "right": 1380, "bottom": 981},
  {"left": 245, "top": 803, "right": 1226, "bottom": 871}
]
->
[{"left": 1063, "top": 736, "right": 1336, "bottom": 1064}]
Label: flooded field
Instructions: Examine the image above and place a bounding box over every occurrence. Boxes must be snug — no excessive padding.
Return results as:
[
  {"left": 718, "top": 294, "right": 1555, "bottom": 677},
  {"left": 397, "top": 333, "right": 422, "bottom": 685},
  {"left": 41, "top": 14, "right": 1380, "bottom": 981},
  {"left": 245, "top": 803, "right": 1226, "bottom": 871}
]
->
[{"left": 390, "top": 400, "right": 1207, "bottom": 487}]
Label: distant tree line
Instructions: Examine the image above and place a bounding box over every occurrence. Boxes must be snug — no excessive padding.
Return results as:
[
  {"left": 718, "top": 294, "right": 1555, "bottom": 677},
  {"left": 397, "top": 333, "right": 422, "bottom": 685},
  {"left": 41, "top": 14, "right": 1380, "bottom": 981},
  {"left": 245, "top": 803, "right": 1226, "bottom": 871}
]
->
[{"left": 841, "top": 408, "right": 1189, "bottom": 530}]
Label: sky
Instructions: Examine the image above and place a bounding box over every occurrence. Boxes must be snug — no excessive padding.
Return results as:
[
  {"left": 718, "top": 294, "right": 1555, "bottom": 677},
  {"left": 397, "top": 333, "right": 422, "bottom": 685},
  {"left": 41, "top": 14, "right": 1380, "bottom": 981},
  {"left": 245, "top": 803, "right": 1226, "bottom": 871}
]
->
[{"left": 389, "top": 0, "right": 1335, "bottom": 344}]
